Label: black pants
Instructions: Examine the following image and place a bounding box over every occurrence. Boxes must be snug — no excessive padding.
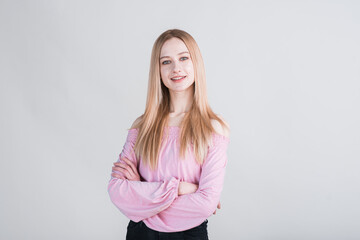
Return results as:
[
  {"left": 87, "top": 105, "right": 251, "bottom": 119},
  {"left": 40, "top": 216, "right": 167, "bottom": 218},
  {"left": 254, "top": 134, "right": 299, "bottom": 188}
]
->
[{"left": 126, "top": 219, "right": 209, "bottom": 240}]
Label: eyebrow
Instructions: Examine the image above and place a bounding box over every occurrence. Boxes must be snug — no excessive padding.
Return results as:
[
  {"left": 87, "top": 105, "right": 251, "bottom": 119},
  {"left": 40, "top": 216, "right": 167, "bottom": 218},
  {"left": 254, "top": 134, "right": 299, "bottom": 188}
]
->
[{"left": 159, "top": 51, "right": 189, "bottom": 60}]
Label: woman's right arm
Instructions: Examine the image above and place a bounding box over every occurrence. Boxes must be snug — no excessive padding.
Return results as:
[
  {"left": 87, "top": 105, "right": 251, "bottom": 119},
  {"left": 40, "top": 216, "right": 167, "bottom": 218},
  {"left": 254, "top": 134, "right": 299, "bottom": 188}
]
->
[{"left": 107, "top": 128, "right": 180, "bottom": 222}]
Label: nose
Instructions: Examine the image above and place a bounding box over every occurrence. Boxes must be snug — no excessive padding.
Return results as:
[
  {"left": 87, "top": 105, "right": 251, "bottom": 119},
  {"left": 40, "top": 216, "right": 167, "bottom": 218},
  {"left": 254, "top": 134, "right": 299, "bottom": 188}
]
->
[{"left": 172, "top": 60, "right": 181, "bottom": 73}]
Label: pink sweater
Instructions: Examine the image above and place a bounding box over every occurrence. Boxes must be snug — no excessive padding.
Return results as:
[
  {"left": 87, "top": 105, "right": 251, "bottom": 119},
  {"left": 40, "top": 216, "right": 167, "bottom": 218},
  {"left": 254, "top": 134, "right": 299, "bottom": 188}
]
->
[{"left": 107, "top": 126, "right": 229, "bottom": 232}]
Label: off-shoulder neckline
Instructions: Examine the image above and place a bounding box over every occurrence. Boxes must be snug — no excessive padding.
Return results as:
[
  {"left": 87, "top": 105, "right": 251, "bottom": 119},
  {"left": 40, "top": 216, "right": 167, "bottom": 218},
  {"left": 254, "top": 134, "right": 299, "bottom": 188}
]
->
[{"left": 128, "top": 126, "right": 229, "bottom": 142}]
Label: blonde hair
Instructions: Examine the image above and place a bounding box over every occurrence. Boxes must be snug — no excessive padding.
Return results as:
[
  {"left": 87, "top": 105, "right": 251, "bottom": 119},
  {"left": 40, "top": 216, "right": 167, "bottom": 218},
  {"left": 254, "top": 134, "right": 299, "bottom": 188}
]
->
[{"left": 133, "top": 29, "right": 228, "bottom": 169}]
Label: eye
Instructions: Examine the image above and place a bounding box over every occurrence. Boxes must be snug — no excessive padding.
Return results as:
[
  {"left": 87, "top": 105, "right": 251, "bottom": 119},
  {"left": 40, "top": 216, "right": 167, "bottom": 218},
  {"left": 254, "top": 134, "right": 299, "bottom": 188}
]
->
[
  {"left": 162, "top": 60, "right": 171, "bottom": 65},
  {"left": 180, "top": 57, "right": 188, "bottom": 61}
]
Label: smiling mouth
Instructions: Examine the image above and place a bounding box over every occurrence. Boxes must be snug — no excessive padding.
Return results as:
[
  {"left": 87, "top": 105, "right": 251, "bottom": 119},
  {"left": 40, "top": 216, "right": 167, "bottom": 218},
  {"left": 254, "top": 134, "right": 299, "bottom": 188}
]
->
[{"left": 171, "top": 76, "right": 186, "bottom": 81}]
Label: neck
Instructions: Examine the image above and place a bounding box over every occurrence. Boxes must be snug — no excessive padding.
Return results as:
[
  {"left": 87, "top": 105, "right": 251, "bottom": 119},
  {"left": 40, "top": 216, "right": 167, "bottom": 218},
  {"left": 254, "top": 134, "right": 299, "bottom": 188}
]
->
[{"left": 169, "top": 86, "right": 194, "bottom": 116}]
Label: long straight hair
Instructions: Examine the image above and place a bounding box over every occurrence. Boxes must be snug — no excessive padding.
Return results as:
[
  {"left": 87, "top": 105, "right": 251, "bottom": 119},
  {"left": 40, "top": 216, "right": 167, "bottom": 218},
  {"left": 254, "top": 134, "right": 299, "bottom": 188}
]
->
[{"left": 133, "top": 29, "right": 228, "bottom": 169}]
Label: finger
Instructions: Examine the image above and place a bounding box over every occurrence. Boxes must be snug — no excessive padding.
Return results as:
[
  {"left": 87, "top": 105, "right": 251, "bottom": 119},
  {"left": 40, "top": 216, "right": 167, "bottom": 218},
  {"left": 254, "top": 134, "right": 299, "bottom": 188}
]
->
[
  {"left": 118, "top": 162, "right": 136, "bottom": 179},
  {"left": 111, "top": 173, "right": 123, "bottom": 179},
  {"left": 113, "top": 162, "right": 123, "bottom": 166},
  {"left": 122, "top": 158, "right": 138, "bottom": 175},
  {"left": 111, "top": 172, "right": 125, "bottom": 179},
  {"left": 122, "top": 158, "right": 136, "bottom": 171},
  {"left": 120, "top": 160, "right": 137, "bottom": 179},
  {"left": 116, "top": 167, "right": 132, "bottom": 179},
  {"left": 111, "top": 166, "right": 122, "bottom": 175},
  {"left": 115, "top": 163, "right": 135, "bottom": 176},
  {"left": 112, "top": 166, "right": 127, "bottom": 174},
  {"left": 213, "top": 210, "right": 217, "bottom": 215},
  {"left": 217, "top": 202, "right": 221, "bottom": 209},
  {"left": 115, "top": 162, "right": 134, "bottom": 172},
  {"left": 113, "top": 165, "right": 130, "bottom": 171}
]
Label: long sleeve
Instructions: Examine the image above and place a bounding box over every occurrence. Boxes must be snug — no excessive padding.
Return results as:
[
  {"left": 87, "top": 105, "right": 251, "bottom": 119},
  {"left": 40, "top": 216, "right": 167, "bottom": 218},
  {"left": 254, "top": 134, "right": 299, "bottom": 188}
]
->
[
  {"left": 107, "top": 129, "right": 180, "bottom": 222},
  {"left": 143, "top": 134, "right": 230, "bottom": 232}
]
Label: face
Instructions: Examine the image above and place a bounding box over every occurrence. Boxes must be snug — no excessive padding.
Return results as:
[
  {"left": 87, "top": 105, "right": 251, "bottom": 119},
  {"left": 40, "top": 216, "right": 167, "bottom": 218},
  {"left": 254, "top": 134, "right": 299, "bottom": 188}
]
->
[{"left": 159, "top": 38, "right": 195, "bottom": 93}]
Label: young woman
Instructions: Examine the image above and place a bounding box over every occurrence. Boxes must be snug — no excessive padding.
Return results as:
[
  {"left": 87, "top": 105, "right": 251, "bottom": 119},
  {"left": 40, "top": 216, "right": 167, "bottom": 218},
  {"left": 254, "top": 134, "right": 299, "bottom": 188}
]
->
[{"left": 108, "top": 29, "right": 230, "bottom": 240}]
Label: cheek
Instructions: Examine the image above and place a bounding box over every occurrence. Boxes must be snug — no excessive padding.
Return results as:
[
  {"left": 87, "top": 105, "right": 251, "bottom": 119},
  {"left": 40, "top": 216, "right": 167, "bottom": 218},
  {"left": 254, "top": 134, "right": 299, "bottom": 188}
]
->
[
  {"left": 185, "top": 62, "right": 195, "bottom": 78},
  {"left": 160, "top": 66, "right": 170, "bottom": 79}
]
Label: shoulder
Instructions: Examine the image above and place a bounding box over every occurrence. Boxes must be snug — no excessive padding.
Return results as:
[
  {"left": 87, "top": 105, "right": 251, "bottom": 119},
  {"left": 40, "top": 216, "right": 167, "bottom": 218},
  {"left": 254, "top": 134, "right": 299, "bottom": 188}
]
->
[
  {"left": 130, "top": 115, "right": 143, "bottom": 129},
  {"left": 211, "top": 115, "right": 230, "bottom": 138}
]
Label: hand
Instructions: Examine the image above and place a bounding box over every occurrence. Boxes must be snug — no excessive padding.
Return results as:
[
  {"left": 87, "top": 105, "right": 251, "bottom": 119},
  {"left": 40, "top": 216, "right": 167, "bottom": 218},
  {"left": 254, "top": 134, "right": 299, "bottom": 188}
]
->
[
  {"left": 111, "top": 157, "right": 140, "bottom": 181},
  {"left": 213, "top": 201, "right": 221, "bottom": 215},
  {"left": 178, "top": 182, "right": 198, "bottom": 196}
]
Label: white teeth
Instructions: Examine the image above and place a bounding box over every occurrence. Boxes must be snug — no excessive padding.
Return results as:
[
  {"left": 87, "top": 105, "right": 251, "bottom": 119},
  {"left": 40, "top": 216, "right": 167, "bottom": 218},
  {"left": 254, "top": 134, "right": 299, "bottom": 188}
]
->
[{"left": 171, "top": 76, "right": 185, "bottom": 80}]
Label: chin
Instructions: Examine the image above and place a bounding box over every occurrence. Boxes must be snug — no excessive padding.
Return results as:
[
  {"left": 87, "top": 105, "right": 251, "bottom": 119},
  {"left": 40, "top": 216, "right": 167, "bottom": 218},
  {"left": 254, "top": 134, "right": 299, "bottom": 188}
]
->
[{"left": 170, "top": 83, "right": 194, "bottom": 92}]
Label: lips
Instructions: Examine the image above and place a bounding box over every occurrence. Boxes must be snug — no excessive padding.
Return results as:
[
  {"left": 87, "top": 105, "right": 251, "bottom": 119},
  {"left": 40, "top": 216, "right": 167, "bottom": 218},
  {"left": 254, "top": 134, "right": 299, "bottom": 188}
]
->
[{"left": 171, "top": 76, "right": 186, "bottom": 81}]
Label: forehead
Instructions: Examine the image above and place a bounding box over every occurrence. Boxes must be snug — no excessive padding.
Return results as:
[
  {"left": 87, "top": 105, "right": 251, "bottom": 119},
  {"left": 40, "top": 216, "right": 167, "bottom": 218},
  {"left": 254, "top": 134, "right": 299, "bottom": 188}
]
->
[{"left": 160, "top": 38, "right": 189, "bottom": 57}]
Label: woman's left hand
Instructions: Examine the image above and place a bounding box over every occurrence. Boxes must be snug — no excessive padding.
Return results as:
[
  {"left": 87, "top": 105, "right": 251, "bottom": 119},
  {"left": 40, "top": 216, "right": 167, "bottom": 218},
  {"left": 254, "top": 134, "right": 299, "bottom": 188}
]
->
[
  {"left": 111, "top": 157, "right": 140, "bottom": 181},
  {"left": 213, "top": 201, "right": 221, "bottom": 215}
]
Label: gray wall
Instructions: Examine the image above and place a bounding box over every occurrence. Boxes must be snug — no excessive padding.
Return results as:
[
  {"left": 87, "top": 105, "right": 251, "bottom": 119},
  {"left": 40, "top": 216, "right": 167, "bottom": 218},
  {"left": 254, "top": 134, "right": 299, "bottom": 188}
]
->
[{"left": 1, "top": 0, "right": 359, "bottom": 239}]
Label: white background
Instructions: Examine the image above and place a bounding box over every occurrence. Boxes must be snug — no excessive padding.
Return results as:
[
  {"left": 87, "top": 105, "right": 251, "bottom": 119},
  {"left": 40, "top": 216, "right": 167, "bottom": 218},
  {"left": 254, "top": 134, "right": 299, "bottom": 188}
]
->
[{"left": 1, "top": 0, "right": 359, "bottom": 239}]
